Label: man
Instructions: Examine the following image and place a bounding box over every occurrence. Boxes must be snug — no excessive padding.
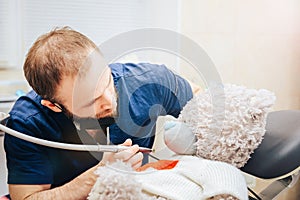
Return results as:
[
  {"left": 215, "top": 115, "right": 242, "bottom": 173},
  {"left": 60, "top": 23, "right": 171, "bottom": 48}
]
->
[{"left": 4, "top": 27, "right": 199, "bottom": 199}]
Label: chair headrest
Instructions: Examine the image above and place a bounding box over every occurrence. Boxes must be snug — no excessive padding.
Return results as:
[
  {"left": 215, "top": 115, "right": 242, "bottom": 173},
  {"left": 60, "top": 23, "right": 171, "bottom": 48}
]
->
[{"left": 242, "top": 110, "right": 300, "bottom": 179}]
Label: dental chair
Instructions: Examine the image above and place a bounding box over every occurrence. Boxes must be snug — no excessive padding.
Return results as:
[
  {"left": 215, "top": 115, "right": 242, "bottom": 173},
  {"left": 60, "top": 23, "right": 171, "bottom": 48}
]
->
[
  {"left": 241, "top": 110, "right": 300, "bottom": 200},
  {"left": 0, "top": 110, "right": 300, "bottom": 200}
]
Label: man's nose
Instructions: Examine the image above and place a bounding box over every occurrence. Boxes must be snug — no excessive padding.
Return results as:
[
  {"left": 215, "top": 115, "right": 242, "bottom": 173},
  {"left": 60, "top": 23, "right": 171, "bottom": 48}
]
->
[
  {"left": 100, "top": 103, "right": 111, "bottom": 110},
  {"left": 100, "top": 91, "right": 113, "bottom": 110}
]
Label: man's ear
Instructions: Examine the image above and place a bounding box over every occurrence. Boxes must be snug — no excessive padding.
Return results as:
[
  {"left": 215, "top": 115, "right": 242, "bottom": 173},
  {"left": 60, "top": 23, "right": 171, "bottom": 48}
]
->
[{"left": 41, "top": 100, "right": 62, "bottom": 112}]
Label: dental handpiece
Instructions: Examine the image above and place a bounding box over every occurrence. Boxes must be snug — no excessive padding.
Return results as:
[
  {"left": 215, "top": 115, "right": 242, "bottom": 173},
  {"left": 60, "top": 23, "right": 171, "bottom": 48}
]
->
[
  {"left": 104, "top": 127, "right": 152, "bottom": 153},
  {"left": 99, "top": 145, "right": 153, "bottom": 153}
]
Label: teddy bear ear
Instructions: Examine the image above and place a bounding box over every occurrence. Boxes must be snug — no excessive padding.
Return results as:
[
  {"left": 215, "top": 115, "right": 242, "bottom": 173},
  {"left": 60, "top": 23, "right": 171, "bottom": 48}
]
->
[
  {"left": 164, "top": 121, "right": 197, "bottom": 155},
  {"left": 248, "top": 89, "right": 276, "bottom": 121}
]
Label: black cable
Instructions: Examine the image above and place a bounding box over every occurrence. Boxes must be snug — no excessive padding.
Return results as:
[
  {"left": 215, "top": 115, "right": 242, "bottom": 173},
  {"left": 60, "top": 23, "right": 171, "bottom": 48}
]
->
[
  {"left": 148, "top": 153, "right": 160, "bottom": 161},
  {"left": 248, "top": 187, "right": 262, "bottom": 200}
]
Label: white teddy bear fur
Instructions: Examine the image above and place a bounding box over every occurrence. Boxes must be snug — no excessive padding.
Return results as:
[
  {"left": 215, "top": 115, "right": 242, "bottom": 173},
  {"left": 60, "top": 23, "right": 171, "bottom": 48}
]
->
[
  {"left": 178, "top": 84, "right": 276, "bottom": 168},
  {"left": 88, "top": 160, "right": 166, "bottom": 200}
]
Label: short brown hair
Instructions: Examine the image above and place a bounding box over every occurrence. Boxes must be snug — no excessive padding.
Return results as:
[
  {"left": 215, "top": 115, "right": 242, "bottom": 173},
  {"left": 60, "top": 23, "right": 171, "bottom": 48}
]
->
[{"left": 24, "top": 27, "right": 98, "bottom": 101}]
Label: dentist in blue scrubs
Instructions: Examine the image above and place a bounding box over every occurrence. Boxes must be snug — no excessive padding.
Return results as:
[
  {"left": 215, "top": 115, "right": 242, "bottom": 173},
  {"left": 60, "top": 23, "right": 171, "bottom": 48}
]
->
[{"left": 4, "top": 27, "right": 199, "bottom": 200}]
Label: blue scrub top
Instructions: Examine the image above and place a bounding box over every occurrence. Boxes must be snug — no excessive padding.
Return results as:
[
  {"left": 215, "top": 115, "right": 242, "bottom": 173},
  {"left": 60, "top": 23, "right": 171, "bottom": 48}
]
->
[{"left": 4, "top": 63, "right": 193, "bottom": 186}]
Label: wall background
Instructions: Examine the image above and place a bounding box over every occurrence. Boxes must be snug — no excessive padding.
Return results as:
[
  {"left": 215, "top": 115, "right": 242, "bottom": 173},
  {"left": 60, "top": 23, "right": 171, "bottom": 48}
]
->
[{"left": 180, "top": 0, "right": 300, "bottom": 111}]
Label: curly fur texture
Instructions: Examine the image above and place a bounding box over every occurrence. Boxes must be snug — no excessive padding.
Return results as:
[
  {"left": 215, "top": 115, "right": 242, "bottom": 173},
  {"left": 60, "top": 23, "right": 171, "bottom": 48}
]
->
[
  {"left": 88, "top": 161, "right": 166, "bottom": 200},
  {"left": 208, "top": 195, "right": 238, "bottom": 200},
  {"left": 179, "top": 84, "right": 276, "bottom": 168}
]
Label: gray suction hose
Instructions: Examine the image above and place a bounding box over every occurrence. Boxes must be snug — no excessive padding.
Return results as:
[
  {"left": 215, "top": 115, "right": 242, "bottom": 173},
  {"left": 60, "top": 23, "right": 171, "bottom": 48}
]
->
[{"left": 0, "top": 113, "right": 152, "bottom": 153}]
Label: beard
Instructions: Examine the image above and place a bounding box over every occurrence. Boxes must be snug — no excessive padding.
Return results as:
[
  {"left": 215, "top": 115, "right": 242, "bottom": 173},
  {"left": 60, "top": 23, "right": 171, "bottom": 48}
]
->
[
  {"left": 69, "top": 102, "right": 118, "bottom": 130},
  {"left": 63, "top": 88, "right": 119, "bottom": 129}
]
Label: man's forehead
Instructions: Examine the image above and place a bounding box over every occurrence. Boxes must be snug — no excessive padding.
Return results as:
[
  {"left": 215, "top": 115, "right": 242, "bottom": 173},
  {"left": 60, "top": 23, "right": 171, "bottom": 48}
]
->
[
  {"left": 71, "top": 52, "right": 110, "bottom": 104},
  {"left": 79, "top": 51, "right": 108, "bottom": 80}
]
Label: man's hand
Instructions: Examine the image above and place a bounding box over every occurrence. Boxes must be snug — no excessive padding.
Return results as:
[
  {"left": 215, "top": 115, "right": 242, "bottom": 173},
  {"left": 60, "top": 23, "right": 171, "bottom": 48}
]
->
[
  {"left": 10, "top": 139, "right": 143, "bottom": 200},
  {"left": 101, "top": 139, "right": 143, "bottom": 170}
]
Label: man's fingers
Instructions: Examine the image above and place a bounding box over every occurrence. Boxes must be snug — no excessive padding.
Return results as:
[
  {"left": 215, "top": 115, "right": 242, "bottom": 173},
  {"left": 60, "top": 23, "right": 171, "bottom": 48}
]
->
[
  {"left": 132, "top": 160, "right": 143, "bottom": 170},
  {"left": 101, "top": 139, "right": 144, "bottom": 168},
  {"left": 114, "top": 144, "right": 139, "bottom": 161},
  {"left": 128, "top": 152, "right": 143, "bottom": 168},
  {"left": 121, "top": 139, "right": 132, "bottom": 146}
]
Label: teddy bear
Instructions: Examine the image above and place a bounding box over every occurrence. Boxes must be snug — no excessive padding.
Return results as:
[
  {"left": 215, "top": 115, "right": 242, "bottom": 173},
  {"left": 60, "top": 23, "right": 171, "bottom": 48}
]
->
[
  {"left": 87, "top": 84, "right": 275, "bottom": 200},
  {"left": 164, "top": 84, "right": 276, "bottom": 168}
]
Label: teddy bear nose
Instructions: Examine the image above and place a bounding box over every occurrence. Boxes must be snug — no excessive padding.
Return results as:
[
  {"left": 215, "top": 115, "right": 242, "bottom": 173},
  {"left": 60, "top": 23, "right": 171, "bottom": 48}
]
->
[
  {"left": 164, "top": 121, "right": 177, "bottom": 130},
  {"left": 164, "top": 121, "right": 197, "bottom": 155}
]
